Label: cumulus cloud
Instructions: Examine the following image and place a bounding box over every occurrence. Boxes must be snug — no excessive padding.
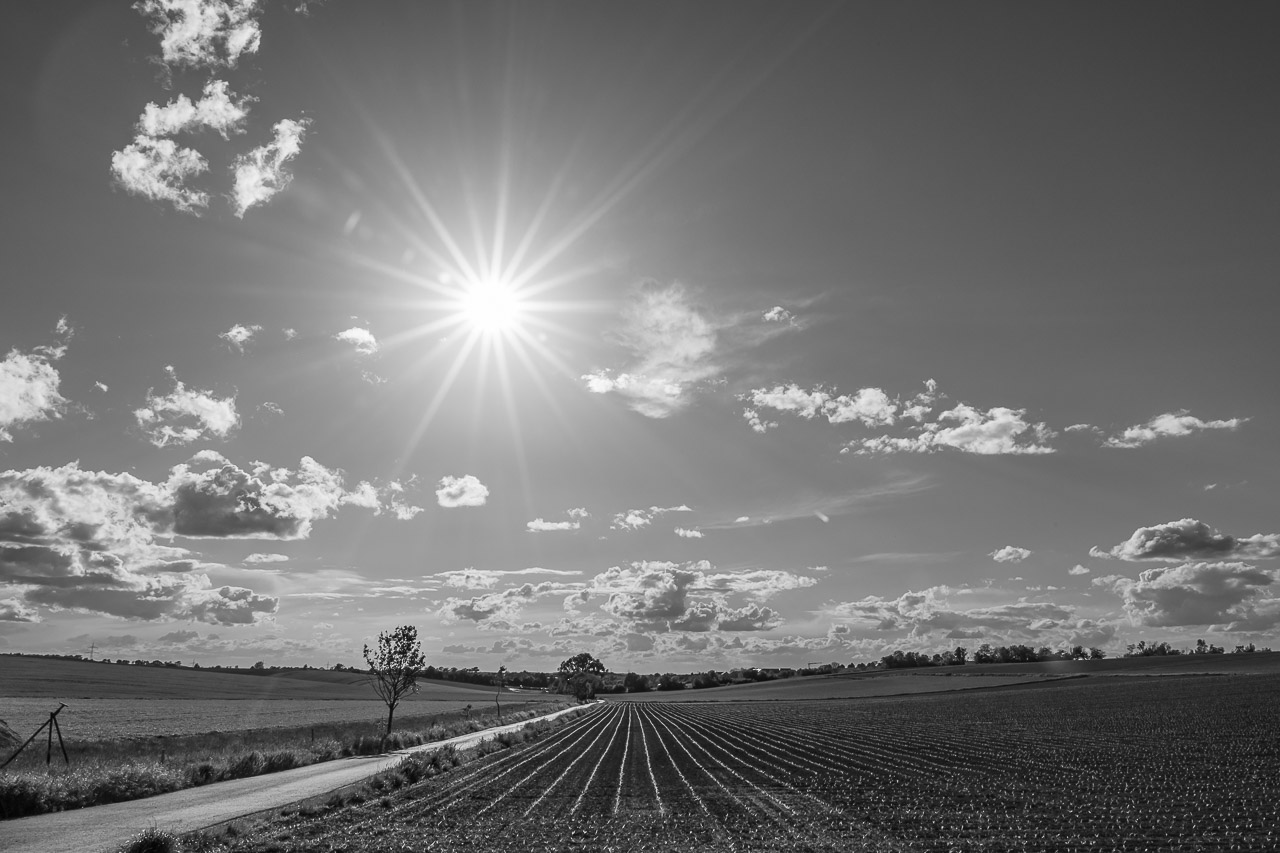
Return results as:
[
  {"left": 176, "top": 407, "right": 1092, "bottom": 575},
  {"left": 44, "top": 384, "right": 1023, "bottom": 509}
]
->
[
  {"left": 0, "top": 453, "right": 410, "bottom": 624},
  {"left": 990, "top": 546, "right": 1032, "bottom": 563},
  {"left": 134, "top": 366, "right": 239, "bottom": 447},
  {"left": 1090, "top": 518, "right": 1280, "bottom": 562},
  {"left": 1069, "top": 564, "right": 1091, "bottom": 576},
  {"left": 674, "top": 527, "right": 703, "bottom": 539},
  {"left": 581, "top": 280, "right": 720, "bottom": 418},
  {"left": 744, "top": 384, "right": 897, "bottom": 429},
  {"left": 763, "top": 306, "right": 793, "bottom": 323},
  {"left": 830, "top": 586, "right": 1078, "bottom": 642},
  {"left": 220, "top": 323, "right": 262, "bottom": 352},
  {"left": 1104, "top": 411, "right": 1247, "bottom": 449},
  {"left": 138, "top": 79, "right": 252, "bottom": 138},
  {"left": 587, "top": 560, "right": 814, "bottom": 634},
  {"left": 1, "top": 329, "right": 69, "bottom": 442},
  {"left": 438, "top": 581, "right": 573, "bottom": 625},
  {"left": 852, "top": 404, "right": 1055, "bottom": 456},
  {"left": 1099, "top": 562, "right": 1277, "bottom": 628},
  {"left": 231, "top": 118, "right": 310, "bottom": 218},
  {"left": 135, "top": 0, "right": 263, "bottom": 70},
  {"left": 335, "top": 326, "right": 378, "bottom": 355},
  {"left": 110, "top": 136, "right": 209, "bottom": 214},
  {"left": 436, "top": 475, "right": 488, "bottom": 508}
]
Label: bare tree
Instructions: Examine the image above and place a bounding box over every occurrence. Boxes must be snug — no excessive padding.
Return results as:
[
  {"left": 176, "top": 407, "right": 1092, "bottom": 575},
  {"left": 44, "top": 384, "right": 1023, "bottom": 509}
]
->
[{"left": 364, "top": 625, "right": 426, "bottom": 736}]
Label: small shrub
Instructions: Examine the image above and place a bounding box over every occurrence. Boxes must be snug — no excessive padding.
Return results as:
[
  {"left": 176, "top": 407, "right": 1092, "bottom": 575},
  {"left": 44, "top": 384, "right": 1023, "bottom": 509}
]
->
[{"left": 117, "top": 826, "right": 178, "bottom": 853}]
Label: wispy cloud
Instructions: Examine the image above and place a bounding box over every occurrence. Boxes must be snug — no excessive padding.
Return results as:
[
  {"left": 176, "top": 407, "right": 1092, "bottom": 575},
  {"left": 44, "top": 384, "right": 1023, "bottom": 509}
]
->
[
  {"left": 219, "top": 323, "right": 262, "bottom": 352},
  {"left": 610, "top": 505, "right": 692, "bottom": 531},
  {"left": 1104, "top": 411, "right": 1247, "bottom": 449},
  {"left": 134, "top": 366, "right": 239, "bottom": 447},
  {"left": 231, "top": 118, "right": 310, "bottom": 218},
  {"left": 582, "top": 280, "right": 719, "bottom": 418}
]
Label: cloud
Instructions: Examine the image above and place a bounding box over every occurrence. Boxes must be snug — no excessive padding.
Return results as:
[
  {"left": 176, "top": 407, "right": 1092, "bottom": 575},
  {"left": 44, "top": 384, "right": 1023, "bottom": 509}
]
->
[
  {"left": 167, "top": 453, "right": 359, "bottom": 539},
  {"left": 830, "top": 585, "right": 1078, "bottom": 642},
  {"left": 231, "top": 118, "right": 310, "bottom": 218},
  {"left": 610, "top": 505, "right": 692, "bottom": 531},
  {"left": 134, "top": 0, "right": 263, "bottom": 70},
  {"left": 220, "top": 323, "right": 262, "bottom": 352},
  {"left": 110, "top": 136, "right": 210, "bottom": 214},
  {"left": 0, "top": 597, "right": 39, "bottom": 622},
  {"left": 674, "top": 527, "right": 703, "bottom": 539},
  {"left": 1, "top": 330, "right": 69, "bottom": 442},
  {"left": 134, "top": 366, "right": 239, "bottom": 447},
  {"left": 244, "top": 552, "right": 288, "bottom": 564},
  {"left": 438, "top": 581, "right": 572, "bottom": 624},
  {"left": 581, "top": 280, "right": 719, "bottom": 418},
  {"left": 852, "top": 404, "right": 1055, "bottom": 456},
  {"left": 527, "top": 518, "right": 579, "bottom": 532},
  {"left": 587, "top": 560, "right": 814, "bottom": 633},
  {"left": 1104, "top": 411, "right": 1247, "bottom": 449},
  {"left": 433, "top": 567, "right": 580, "bottom": 591},
  {"left": 436, "top": 475, "right": 488, "bottom": 508},
  {"left": 762, "top": 306, "right": 793, "bottom": 323},
  {"left": 1099, "top": 562, "right": 1277, "bottom": 628},
  {"left": 0, "top": 453, "right": 408, "bottom": 624},
  {"left": 744, "top": 384, "right": 897, "bottom": 429},
  {"left": 990, "top": 546, "right": 1032, "bottom": 563},
  {"left": 1091, "top": 519, "right": 1280, "bottom": 562},
  {"left": 1069, "top": 564, "right": 1091, "bottom": 576},
  {"left": 138, "top": 79, "right": 252, "bottom": 138},
  {"left": 335, "top": 327, "right": 378, "bottom": 356}
]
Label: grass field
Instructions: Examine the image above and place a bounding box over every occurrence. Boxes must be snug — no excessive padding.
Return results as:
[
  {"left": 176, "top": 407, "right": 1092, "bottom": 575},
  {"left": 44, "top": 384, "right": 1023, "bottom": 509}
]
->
[
  {"left": 193, "top": 672, "right": 1280, "bottom": 852},
  {"left": 0, "top": 656, "right": 514, "bottom": 701}
]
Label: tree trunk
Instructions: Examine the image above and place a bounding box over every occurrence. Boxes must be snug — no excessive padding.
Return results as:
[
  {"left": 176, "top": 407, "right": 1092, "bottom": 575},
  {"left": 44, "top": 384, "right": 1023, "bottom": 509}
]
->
[{"left": 385, "top": 702, "right": 396, "bottom": 736}]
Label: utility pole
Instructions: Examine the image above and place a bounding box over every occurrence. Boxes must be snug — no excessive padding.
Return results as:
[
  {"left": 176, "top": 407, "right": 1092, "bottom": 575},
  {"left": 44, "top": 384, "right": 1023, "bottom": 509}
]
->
[{"left": 88, "top": 642, "right": 96, "bottom": 661}]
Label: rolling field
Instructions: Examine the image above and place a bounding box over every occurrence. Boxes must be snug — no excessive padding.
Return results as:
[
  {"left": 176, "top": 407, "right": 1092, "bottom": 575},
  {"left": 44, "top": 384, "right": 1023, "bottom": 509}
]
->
[
  {"left": 0, "top": 698, "right": 495, "bottom": 742},
  {"left": 212, "top": 673, "right": 1280, "bottom": 852},
  {"left": 0, "top": 656, "right": 558, "bottom": 743},
  {"left": 0, "top": 656, "right": 509, "bottom": 700}
]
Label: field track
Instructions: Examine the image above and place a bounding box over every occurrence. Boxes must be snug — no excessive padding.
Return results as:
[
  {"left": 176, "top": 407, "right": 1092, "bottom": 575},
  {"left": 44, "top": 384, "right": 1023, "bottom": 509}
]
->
[
  {"left": 0, "top": 705, "right": 588, "bottom": 853},
  {"left": 222, "top": 673, "right": 1280, "bottom": 852}
]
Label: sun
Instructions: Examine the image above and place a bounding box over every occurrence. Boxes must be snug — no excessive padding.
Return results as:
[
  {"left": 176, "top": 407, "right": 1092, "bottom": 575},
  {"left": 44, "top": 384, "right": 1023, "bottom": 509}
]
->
[{"left": 459, "top": 278, "right": 526, "bottom": 334}]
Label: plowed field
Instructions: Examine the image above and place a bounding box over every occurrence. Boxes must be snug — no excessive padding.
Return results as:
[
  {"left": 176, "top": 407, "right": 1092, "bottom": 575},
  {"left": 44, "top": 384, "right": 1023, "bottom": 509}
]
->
[{"left": 218, "top": 673, "right": 1280, "bottom": 852}]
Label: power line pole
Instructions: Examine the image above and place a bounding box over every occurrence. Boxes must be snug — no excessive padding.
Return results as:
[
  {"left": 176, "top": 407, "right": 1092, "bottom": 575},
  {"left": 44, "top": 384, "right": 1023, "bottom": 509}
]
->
[{"left": 88, "top": 642, "right": 95, "bottom": 661}]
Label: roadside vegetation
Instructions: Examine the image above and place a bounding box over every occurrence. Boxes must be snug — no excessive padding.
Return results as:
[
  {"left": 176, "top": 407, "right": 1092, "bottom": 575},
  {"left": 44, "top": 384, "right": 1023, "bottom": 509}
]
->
[
  {"left": 0, "top": 701, "right": 558, "bottom": 820},
  {"left": 109, "top": 707, "right": 595, "bottom": 853}
]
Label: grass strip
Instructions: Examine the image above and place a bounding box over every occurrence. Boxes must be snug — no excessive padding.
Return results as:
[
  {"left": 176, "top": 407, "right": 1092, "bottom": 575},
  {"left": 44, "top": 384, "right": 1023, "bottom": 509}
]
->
[{"left": 0, "top": 702, "right": 564, "bottom": 819}]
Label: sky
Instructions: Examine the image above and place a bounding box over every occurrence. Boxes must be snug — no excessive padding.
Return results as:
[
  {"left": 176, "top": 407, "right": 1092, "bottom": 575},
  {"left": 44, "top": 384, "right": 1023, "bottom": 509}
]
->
[{"left": 2, "top": 1, "right": 1279, "bottom": 672}]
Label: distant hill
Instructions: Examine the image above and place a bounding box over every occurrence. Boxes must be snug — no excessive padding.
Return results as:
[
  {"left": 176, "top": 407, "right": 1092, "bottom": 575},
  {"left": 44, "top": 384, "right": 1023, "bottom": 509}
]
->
[{"left": 0, "top": 656, "right": 545, "bottom": 702}]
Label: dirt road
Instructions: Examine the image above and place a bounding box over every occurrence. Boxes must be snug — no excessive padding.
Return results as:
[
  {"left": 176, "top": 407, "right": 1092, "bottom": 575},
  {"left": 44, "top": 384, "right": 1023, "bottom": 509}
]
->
[{"left": 0, "top": 704, "right": 588, "bottom": 853}]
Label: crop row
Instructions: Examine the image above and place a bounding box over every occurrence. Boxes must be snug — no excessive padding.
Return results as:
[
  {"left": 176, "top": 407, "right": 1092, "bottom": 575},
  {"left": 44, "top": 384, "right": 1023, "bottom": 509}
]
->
[{"left": 215, "top": 673, "right": 1280, "bottom": 852}]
